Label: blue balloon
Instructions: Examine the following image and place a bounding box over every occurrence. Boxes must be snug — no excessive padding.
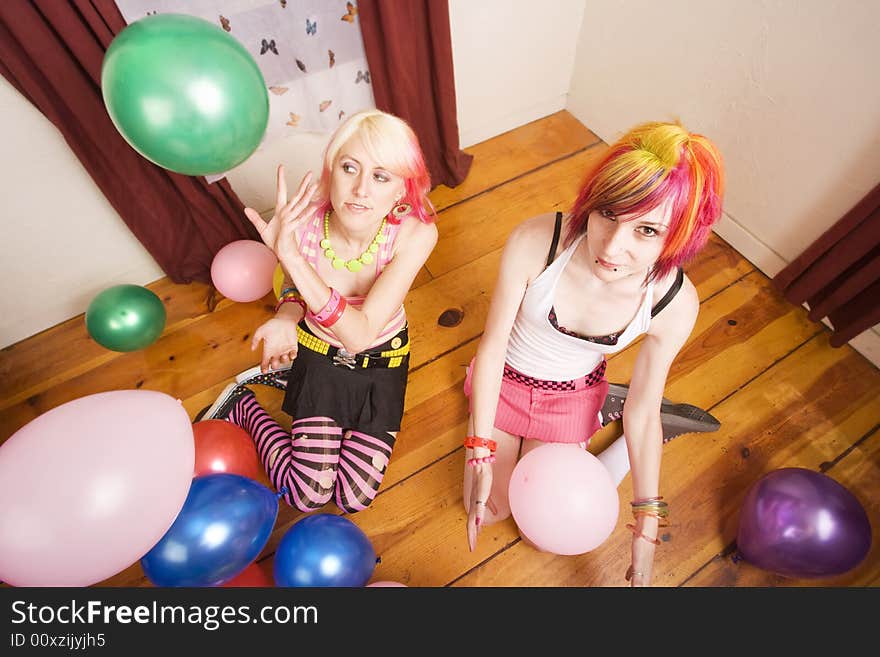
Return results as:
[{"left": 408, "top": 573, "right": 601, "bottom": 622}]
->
[
  {"left": 274, "top": 514, "right": 376, "bottom": 587},
  {"left": 141, "top": 473, "right": 278, "bottom": 587}
]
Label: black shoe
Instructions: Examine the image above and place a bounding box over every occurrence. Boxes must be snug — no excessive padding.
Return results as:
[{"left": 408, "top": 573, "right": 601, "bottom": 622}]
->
[
  {"left": 196, "top": 382, "right": 255, "bottom": 422},
  {"left": 599, "top": 382, "right": 721, "bottom": 443},
  {"left": 235, "top": 364, "right": 290, "bottom": 391}
]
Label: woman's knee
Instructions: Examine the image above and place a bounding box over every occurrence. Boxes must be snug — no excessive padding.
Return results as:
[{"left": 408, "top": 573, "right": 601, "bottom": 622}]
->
[
  {"left": 279, "top": 469, "right": 338, "bottom": 512},
  {"left": 334, "top": 481, "right": 378, "bottom": 514}
]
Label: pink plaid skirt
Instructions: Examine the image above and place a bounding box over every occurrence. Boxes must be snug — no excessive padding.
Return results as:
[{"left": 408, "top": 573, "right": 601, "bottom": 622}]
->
[{"left": 463, "top": 358, "right": 609, "bottom": 444}]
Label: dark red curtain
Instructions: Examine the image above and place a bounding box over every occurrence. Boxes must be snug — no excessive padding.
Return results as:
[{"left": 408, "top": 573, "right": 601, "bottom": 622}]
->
[
  {"left": 773, "top": 182, "right": 880, "bottom": 347},
  {"left": 0, "top": 0, "right": 258, "bottom": 284},
  {"left": 358, "top": 0, "right": 473, "bottom": 189}
]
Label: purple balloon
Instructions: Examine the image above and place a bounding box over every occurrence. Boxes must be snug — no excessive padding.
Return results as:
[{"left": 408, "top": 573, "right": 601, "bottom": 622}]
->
[{"left": 737, "top": 468, "right": 871, "bottom": 578}]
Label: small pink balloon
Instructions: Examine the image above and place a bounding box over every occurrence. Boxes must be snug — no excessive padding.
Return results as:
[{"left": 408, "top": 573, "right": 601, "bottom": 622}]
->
[
  {"left": 367, "top": 581, "right": 407, "bottom": 587},
  {"left": 210, "top": 239, "right": 278, "bottom": 303},
  {"left": 0, "top": 390, "right": 194, "bottom": 586},
  {"left": 508, "top": 444, "right": 619, "bottom": 555}
]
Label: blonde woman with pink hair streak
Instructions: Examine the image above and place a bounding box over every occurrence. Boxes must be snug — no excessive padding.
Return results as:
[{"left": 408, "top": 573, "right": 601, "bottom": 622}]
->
[
  {"left": 204, "top": 109, "right": 437, "bottom": 515},
  {"left": 463, "top": 121, "right": 725, "bottom": 586}
]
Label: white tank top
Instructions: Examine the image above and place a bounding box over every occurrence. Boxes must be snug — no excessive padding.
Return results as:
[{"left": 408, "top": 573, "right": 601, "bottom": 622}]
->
[{"left": 505, "top": 233, "right": 655, "bottom": 381}]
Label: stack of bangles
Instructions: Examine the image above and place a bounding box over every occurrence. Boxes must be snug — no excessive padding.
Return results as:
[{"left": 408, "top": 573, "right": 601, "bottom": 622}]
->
[
  {"left": 625, "top": 496, "right": 669, "bottom": 546},
  {"left": 312, "top": 287, "right": 346, "bottom": 328},
  {"left": 464, "top": 436, "right": 497, "bottom": 467},
  {"left": 275, "top": 286, "right": 307, "bottom": 314}
]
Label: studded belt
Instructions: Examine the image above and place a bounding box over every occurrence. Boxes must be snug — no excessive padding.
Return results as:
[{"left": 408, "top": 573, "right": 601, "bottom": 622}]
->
[{"left": 296, "top": 324, "right": 409, "bottom": 369}]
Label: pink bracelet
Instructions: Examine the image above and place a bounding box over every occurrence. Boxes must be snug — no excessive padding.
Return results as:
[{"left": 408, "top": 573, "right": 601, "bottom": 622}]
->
[
  {"left": 312, "top": 287, "right": 345, "bottom": 327},
  {"left": 466, "top": 455, "right": 497, "bottom": 467}
]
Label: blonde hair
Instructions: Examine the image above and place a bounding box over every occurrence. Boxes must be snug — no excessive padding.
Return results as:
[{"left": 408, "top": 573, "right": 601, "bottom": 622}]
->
[{"left": 315, "top": 109, "right": 435, "bottom": 224}]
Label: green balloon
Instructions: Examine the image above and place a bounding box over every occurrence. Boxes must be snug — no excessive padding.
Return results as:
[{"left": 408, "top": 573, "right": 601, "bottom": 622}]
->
[
  {"left": 101, "top": 13, "right": 269, "bottom": 175},
  {"left": 86, "top": 285, "right": 167, "bottom": 352}
]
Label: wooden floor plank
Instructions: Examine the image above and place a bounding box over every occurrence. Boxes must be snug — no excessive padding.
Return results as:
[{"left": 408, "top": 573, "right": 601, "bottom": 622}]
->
[
  {"left": 0, "top": 279, "right": 228, "bottom": 410},
  {"left": 428, "top": 111, "right": 600, "bottom": 212},
  {"left": 426, "top": 147, "right": 608, "bottom": 278},
  {"left": 684, "top": 428, "right": 879, "bottom": 587}
]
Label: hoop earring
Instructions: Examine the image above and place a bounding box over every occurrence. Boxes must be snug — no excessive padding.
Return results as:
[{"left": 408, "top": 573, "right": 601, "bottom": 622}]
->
[{"left": 392, "top": 202, "right": 412, "bottom": 218}]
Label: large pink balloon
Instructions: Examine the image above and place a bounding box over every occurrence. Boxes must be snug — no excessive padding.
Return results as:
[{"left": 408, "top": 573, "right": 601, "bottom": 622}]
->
[
  {"left": 210, "top": 239, "right": 277, "bottom": 303},
  {"left": 0, "top": 390, "right": 194, "bottom": 586},
  {"left": 508, "top": 444, "right": 619, "bottom": 555}
]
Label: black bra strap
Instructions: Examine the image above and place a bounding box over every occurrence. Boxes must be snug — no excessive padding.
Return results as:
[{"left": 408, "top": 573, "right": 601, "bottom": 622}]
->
[
  {"left": 651, "top": 267, "right": 685, "bottom": 318},
  {"left": 546, "top": 212, "right": 563, "bottom": 267}
]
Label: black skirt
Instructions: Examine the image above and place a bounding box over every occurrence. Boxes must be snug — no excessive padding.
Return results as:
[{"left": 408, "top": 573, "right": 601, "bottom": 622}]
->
[{"left": 281, "top": 324, "right": 410, "bottom": 436}]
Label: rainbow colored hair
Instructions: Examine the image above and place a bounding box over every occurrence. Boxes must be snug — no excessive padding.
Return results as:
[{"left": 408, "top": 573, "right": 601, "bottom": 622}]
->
[
  {"left": 566, "top": 121, "right": 724, "bottom": 281},
  {"left": 314, "top": 109, "right": 436, "bottom": 225}
]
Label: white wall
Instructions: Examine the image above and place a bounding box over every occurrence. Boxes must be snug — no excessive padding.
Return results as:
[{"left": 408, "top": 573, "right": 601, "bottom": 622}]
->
[
  {"left": 0, "top": 1, "right": 585, "bottom": 349},
  {"left": 566, "top": 0, "right": 880, "bottom": 362},
  {"left": 449, "top": 0, "right": 585, "bottom": 147},
  {"left": 0, "top": 76, "right": 164, "bottom": 347}
]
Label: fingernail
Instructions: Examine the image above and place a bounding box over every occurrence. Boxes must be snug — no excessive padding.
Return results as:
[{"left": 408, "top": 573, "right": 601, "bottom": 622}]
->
[{"left": 475, "top": 518, "right": 481, "bottom": 526}]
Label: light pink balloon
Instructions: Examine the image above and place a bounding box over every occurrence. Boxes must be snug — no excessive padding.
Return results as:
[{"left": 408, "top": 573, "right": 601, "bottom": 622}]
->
[
  {"left": 367, "top": 580, "right": 407, "bottom": 587},
  {"left": 0, "top": 390, "right": 194, "bottom": 586},
  {"left": 210, "top": 239, "right": 278, "bottom": 303},
  {"left": 508, "top": 444, "right": 619, "bottom": 555}
]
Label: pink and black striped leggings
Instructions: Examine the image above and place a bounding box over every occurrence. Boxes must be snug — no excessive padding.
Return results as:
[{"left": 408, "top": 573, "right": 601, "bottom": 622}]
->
[{"left": 229, "top": 393, "right": 394, "bottom": 513}]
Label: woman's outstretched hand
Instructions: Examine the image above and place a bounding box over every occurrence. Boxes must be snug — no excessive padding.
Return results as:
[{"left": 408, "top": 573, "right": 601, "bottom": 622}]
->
[
  {"left": 251, "top": 317, "right": 299, "bottom": 373},
  {"left": 625, "top": 527, "right": 658, "bottom": 587},
  {"left": 466, "top": 458, "right": 495, "bottom": 552},
  {"left": 244, "top": 165, "right": 317, "bottom": 264}
]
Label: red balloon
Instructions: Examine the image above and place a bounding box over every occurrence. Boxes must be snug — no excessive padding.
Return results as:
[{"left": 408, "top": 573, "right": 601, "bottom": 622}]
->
[
  {"left": 222, "top": 561, "right": 273, "bottom": 587},
  {"left": 192, "top": 420, "right": 261, "bottom": 481}
]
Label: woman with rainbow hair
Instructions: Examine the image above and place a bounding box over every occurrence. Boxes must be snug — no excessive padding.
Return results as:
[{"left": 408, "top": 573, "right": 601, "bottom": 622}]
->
[
  {"left": 462, "top": 121, "right": 725, "bottom": 586},
  {"left": 204, "top": 109, "right": 438, "bottom": 515}
]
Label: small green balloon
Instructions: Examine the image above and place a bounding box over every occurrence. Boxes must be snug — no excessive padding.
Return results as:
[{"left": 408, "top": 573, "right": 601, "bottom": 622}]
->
[
  {"left": 101, "top": 13, "right": 269, "bottom": 175},
  {"left": 86, "top": 285, "right": 167, "bottom": 352}
]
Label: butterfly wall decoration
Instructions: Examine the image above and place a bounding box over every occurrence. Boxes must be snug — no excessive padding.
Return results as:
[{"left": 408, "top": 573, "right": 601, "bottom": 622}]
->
[
  {"left": 355, "top": 70, "right": 371, "bottom": 84},
  {"left": 341, "top": 2, "right": 357, "bottom": 23},
  {"left": 260, "top": 38, "right": 278, "bottom": 55}
]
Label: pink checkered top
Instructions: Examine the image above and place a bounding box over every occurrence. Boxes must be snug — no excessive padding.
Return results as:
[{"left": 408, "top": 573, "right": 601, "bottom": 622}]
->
[{"left": 296, "top": 209, "right": 406, "bottom": 348}]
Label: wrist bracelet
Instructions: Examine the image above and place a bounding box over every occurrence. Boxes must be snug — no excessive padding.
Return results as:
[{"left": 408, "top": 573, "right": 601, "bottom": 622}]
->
[
  {"left": 274, "top": 292, "right": 307, "bottom": 314},
  {"left": 626, "top": 523, "right": 661, "bottom": 546},
  {"left": 313, "top": 287, "right": 341, "bottom": 323},
  {"left": 463, "top": 436, "right": 498, "bottom": 453},
  {"left": 312, "top": 287, "right": 346, "bottom": 328},
  {"left": 466, "top": 455, "right": 497, "bottom": 467}
]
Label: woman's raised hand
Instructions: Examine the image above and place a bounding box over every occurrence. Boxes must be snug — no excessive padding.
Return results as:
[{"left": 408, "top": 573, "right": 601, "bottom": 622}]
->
[{"left": 243, "top": 165, "right": 317, "bottom": 263}]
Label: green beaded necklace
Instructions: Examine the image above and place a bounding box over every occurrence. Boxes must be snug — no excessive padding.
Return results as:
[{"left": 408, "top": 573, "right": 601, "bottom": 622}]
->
[{"left": 320, "top": 210, "right": 387, "bottom": 272}]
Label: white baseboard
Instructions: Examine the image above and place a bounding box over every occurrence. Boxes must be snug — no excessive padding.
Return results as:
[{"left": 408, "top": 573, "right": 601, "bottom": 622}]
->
[
  {"left": 713, "top": 212, "right": 880, "bottom": 370},
  {"left": 458, "top": 96, "right": 567, "bottom": 149}
]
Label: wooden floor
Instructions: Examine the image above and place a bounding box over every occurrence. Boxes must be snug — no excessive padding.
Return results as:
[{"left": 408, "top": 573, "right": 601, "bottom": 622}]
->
[{"left": 2, "top": 111, "right": 878, "bottom": 587}]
